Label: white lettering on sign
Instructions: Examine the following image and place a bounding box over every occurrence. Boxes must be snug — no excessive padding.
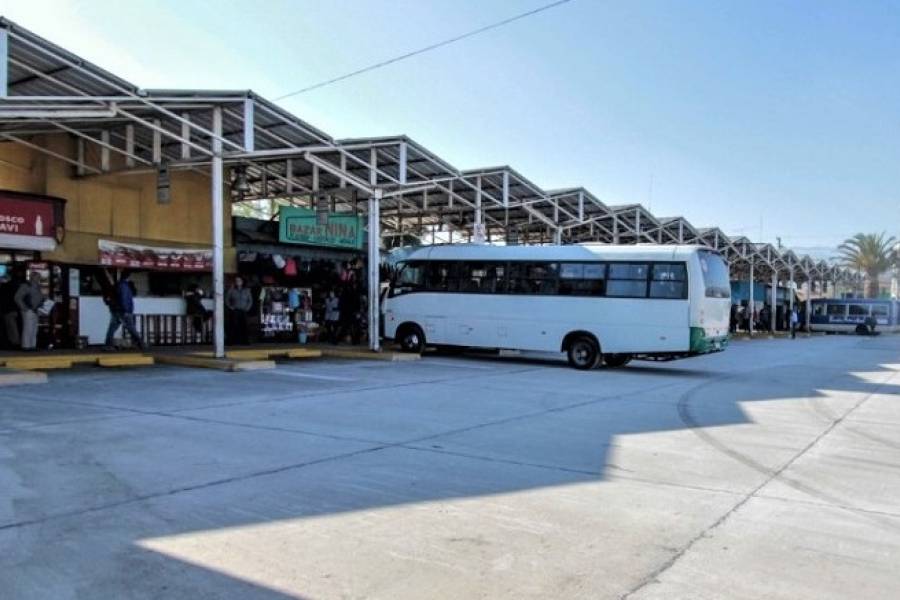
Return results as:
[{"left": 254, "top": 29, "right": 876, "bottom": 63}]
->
[{"left": 0, "top": 214, "right": 25, "bottom": 233}]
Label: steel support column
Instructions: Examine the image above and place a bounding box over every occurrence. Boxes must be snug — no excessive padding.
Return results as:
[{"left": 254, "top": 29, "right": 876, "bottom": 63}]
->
[
  {"left": 368, "top": 189, "right": 382, "bottom": 351},
  {"left": 243, "top": 97, "right": 255, "bottom": 152},
  {"left": 749, "top": 260, "right": 755, "bottom": 337},
  {"left": 770, "top": 273, "right": 777, "bottom": 333},
  {"left": 789, "top": 269, "right": 795, "bottom": 316},
  {"left": 805, "top": 276, "right": 811, "bottom": 332},
  {"left": 0, "top": 25, "right": 7, "bottom": 97},
  {"left": 211, "top": 107, "right": 225, "bottom": 358}
]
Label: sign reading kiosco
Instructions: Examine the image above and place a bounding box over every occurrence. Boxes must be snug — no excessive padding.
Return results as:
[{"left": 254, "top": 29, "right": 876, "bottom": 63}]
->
[
  {"left": 0, "top": 191, "right": 66, "bottom": 251},
  {"left": 278, "top": 207, "right": 364, "bottom": 250}
]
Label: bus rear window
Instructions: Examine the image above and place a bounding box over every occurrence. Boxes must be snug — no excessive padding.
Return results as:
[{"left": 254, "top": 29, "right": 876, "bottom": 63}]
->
[{"left": 699, "top": 251, "right": 730, "bottom": 299}]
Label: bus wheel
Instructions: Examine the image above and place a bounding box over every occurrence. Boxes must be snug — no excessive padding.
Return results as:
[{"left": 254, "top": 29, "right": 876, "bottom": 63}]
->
[
  {"left": 398, "top": 324, "right": 426, "bottom": 353},
  {"left": 567, "top": 336, "right": 600, "bottom": 370},
  {"left": 855, "top": 324, "right": 869, "bottom": 336},
  {"left": 604, "top": 354, "right": 632, "bottom": 368}
]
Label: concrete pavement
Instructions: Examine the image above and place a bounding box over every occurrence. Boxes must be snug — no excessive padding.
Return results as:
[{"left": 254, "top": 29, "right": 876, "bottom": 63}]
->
[{"left": 0, "top": 334, "right": 898, "bottom": 599}]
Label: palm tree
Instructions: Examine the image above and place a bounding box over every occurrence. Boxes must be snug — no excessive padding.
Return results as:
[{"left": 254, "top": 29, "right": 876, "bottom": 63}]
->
[{"left": 837, "top": 232, "right": 896, "bottom": 298}]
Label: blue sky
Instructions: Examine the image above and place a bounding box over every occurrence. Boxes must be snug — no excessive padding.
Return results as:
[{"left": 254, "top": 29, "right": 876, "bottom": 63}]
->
[{"left": 4, "top": 0, "right": 899, "bottom": 248}]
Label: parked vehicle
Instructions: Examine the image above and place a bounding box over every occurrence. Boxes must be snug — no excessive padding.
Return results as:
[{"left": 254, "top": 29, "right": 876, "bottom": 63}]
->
[
  {"left": 383, "top": 244, "right": 731, "bottom": 369},
  {"left": 809, "top": 298, "right": 900, "bottom": 335}
]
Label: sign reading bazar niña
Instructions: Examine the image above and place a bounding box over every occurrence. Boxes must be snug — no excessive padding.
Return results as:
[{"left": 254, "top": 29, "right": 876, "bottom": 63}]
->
[{"left": 278, "top": 207, "right": 364, "bottom": 249}]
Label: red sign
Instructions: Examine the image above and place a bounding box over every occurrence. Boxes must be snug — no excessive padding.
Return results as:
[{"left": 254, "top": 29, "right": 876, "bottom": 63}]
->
[
  {"left": 98, "top": 239, "right": 212, "bottom": 272},
  {"left": 0, "top": 195, "right": 56, "bottom": 238}
]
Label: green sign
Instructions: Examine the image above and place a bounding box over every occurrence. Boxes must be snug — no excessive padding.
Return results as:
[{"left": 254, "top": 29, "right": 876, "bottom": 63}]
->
[{"left": 278, "top": 207, "right": 364, "bottom": 249}]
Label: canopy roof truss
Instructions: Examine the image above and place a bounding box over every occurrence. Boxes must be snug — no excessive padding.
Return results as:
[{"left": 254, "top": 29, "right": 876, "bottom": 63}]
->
[{"left": 0, "top": 17, "right": 856, "bottom": 284}]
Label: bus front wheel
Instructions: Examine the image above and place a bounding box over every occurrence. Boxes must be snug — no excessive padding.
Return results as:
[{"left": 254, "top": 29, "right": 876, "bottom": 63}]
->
[
  {"left": 567, "top": 336, "right": 600, "bottom": 370},
  {"left": 398, "top": 324, "right": 426, "bottom": 353},
  {"left": 604, "top": 354, "right": 632, "bottom": 368}
]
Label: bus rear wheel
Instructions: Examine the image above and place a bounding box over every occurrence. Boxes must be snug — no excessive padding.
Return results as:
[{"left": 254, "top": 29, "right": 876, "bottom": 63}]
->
[
  {"left": 603, "top": 354, "right": 632, "bottom": 368},
  {"left": 398, "top": 324, "right": 426, "bottom": 353},
  {"left": 567, "top": 336, "right": 600, "bottom": 370}
]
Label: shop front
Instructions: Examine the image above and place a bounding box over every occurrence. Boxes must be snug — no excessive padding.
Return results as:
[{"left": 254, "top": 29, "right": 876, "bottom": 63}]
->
[
  {"left": 0, "top": 190, "right": 68, "bottom": 350},
  {"left": 72, "top": 239, "right": 215, "bottom": 347},
  {"left": 234, "top": 207, "right": 367, "bottom": 345}
]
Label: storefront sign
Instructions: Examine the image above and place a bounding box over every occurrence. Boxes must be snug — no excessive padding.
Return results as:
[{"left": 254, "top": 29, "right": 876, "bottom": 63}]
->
[
  {"left": 279, "top": 207, "right": 364, "bottom": 250},
  {"left": 98, "top": 239, "right": 212, "bottom": 271},
  {"left": 0, "top": 191, "right": 65, "bottom": 251}
]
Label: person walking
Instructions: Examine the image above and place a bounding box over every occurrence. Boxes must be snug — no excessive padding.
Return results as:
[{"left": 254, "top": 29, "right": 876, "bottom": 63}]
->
[
  {"left": 14, "top": 271, "right": 44, "bottom": 350},
  {"left": 105, "top": 272, "right": 146, "bottom": 351},
  {"left": 0, "top": 271, "right": 21, "bottom": 349},
  {"left": 324, "top": 289, "right": 341, "bottom": 344},
  {"left": 790, "top": 306, "right": 799, "bottom": 339},
  {"left": 225, "top": 276, "right": 253, "bottom": 345}
]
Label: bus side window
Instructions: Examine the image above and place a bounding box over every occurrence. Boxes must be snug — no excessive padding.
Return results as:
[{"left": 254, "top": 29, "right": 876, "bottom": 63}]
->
[
  {"left": 607, "top": 263, "right": 650, "bottom": 298},
  {"left": 424, "top": 262, "right": 458, "bottom": 292},
  {"left": 509, "top": 262, "right": 558, "bottom": 295},
  {"left": 649, "top": 264, "right": 687, "bottom": 299},
  {"left": 826, "top": 304, "right": 846, "bottom": 317},
  {"left": 848, "top": 304, "right": 868, "bottom": 318},
  {"left": 392, "top": 262, "right": 424, "bottom": 296},
  {"left": 559, "top": 263, "right": 606, "bottom": 296}
]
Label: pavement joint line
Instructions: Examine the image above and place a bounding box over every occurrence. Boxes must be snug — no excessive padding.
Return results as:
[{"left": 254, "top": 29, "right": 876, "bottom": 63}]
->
[
  {"left": 0, "top": 413, "right": 147, "bottom": 436},
  {"left": 620, "top": 365, "right": 900, "bottom": 599},
  {"left": 159, "top": 365, "right": 547, "bottom": 413},
  {"left": 0, "top": 369, "right": 695, "bottom": 533},
  {"left": 0, "top": 442, "right": 393, "bottom": 534},
  {"left": 0, "top": 388, "right": 391, "bottom": 447},
  {"left": 2, "top": 338, "right": 897, "bottom": 542},
  {"left": 751, "top": 491, "right": 900, "bottom": 520}
]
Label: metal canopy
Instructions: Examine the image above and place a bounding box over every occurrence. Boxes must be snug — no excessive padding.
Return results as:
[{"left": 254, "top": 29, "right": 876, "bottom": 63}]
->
[{"left": 0, "top": 16, "right": 858, "bottom": 287}]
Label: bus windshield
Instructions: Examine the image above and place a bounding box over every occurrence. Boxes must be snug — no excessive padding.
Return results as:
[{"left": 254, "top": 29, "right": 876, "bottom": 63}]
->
[{"left": 699, "top": 251, "right": 730, "bottom": 299}]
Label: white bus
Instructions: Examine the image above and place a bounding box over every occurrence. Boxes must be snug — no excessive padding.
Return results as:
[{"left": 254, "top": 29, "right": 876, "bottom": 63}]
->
[{"left": 383, "top": 244, "right": 731, "bottom": 369}]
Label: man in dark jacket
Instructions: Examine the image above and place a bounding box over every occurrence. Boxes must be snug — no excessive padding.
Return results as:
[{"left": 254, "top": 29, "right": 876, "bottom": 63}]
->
[
  {"left": 104, "top": 272, "right": 146, "bottom": 350},
  {"left": 0, "top": 271, "right": 21, "bottom": 348},
  {"left": 225, "top": 276, "right": 253, "bottom": 345}
]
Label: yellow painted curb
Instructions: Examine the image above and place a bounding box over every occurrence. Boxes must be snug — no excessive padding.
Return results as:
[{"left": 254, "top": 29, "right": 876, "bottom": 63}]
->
[
  {"left": 193, "top": 347, "right": 323, "bottom": 361},
  {"left": 98, "top": 355, "right": 155, "bottom": 368},
  {"left": 4, "top": 357, "right": 74, "bottom": 371},
  {"left": 154, "top": 354, "right": 276, "bottom": 372},
  {"left": 318, "top": 348, "right": 420, "bottom": 361}
]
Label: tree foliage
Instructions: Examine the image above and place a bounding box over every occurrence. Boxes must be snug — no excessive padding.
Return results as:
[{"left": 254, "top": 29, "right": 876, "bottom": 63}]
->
[{"left": 837, "top": 232, "right": 897, "bottom": 297}]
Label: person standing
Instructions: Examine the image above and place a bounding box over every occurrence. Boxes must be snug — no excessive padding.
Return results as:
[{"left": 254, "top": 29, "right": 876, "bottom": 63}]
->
[
  {"left": 14, "top": 271, "right": 44, "bottom": 350},
  {"left": 105, "top": 272, "right": 146, "bottom": 351},
  {"left": 0, "top": 271, "right": 21, "bottom": 349},
  {"left": 225, "top": 276, "right": 253, "bottom": 345},
  {"left": 324, "top": 289, "right": 341, "bottom": 344},
  {"left": 339, "top": 284, "right": 361, "bottom": 345},
  {"left": 185, "top": 284, "right": 210, "bottom": 342},
  {"left": 790, "top": 306, "right": 799, "bottom": 339}
]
